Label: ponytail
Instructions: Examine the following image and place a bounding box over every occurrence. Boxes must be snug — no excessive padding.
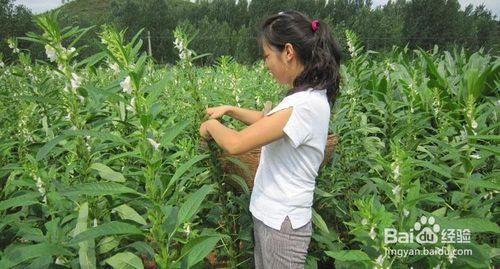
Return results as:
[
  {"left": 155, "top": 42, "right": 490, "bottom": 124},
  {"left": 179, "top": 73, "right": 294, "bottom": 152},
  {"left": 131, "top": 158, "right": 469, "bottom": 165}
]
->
[{"left": 259, "top": 11, "right": 342, "bottom": 107}]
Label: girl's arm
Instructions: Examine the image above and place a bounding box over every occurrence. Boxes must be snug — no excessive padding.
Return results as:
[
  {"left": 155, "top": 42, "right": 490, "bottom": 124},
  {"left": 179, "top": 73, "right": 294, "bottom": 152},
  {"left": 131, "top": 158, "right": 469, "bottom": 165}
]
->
[
  {"left": 226, "top": 106, "right": 265, "bottom": 125},
  {"left": 201, "top": 107, "right": 293, "bottom": 155}
]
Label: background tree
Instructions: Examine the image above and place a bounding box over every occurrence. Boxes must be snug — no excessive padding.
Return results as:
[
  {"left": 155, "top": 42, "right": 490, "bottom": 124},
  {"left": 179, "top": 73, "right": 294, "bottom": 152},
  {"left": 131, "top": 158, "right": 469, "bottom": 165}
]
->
[
  {"left": 2, "top": 0, "right": 498, "bottom": 64},
  {"left": 0, "top": 0, "right": 36, "bottom": 61}
]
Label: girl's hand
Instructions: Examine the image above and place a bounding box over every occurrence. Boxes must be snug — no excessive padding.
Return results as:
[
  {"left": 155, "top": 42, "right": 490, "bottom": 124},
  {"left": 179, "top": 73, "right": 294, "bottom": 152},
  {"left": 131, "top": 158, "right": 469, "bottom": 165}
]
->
[
  {"left": 206, "top": 105, "right": 231, "bottom": 120},
  {"left": 199, "top": 120, "right": 212, "bottom": 140}
]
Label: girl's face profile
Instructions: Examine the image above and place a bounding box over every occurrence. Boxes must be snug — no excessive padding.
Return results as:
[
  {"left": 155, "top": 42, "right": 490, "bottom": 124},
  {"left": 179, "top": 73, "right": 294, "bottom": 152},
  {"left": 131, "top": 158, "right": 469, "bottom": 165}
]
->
[{"left": 262, "top": 40, "right": 289, "bottom": 85}]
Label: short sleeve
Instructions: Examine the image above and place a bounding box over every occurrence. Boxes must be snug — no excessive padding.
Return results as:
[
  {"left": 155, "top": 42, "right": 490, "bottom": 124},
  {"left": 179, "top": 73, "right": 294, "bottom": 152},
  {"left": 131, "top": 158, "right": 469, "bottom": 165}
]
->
[{"left": 266, "top": 99, "right": 312, "bottom": 148}]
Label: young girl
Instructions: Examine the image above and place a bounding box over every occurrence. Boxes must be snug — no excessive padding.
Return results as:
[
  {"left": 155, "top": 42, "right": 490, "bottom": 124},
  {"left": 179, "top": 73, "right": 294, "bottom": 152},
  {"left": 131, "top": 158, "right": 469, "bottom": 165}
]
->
[{"left": 199, "top": 10, "right": 341, "bottom": 268}]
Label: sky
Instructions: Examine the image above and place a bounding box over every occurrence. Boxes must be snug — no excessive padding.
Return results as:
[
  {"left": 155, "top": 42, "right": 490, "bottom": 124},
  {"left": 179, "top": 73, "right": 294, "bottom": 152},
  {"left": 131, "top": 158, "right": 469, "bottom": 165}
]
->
[
  {"left": 13, "top": 0, "right": 500, "bottom": 19},
  {"left": 371, "top": 0, "right": 499, "bottom": 18}
]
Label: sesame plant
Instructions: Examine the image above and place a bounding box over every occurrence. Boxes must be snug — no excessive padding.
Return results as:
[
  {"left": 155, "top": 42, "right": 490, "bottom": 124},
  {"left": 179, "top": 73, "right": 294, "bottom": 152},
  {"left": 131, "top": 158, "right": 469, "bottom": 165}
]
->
[
  {"left": 0, "top": 12, "right": 221, "bottom": 269},
  {"left": 311, "top": 31, "right": 499, "bottom": 269},
  {"left": 0, "top": 15, "right": 498, "bottom": 269}
]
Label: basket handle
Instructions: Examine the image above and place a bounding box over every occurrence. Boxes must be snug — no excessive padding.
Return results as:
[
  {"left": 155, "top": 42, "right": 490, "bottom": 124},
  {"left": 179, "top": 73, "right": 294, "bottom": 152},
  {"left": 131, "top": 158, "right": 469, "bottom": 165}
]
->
[{"left": 262, "top": 101, "right": 272, "bottom": 115}]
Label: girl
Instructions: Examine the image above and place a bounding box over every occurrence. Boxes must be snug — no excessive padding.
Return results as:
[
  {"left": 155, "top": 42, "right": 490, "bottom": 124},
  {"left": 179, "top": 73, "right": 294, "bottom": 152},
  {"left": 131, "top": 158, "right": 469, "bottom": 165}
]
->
[{"left": 199, "top": 10, "right": 341, "bottom": 268}]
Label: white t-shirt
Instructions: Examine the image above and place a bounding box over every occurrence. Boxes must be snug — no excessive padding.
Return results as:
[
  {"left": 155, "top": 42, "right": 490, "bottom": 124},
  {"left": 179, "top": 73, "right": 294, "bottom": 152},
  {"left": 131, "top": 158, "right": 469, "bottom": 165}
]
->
[{"left": 249, "top": 88, "right": 330, "bottom": 230}]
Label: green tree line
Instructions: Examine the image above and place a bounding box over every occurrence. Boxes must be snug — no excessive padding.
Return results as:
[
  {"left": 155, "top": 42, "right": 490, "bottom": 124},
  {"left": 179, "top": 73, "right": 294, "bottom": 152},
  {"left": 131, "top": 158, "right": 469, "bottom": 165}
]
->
[{"left": 1, "top": 0, "right": 499, "bottom": 64}]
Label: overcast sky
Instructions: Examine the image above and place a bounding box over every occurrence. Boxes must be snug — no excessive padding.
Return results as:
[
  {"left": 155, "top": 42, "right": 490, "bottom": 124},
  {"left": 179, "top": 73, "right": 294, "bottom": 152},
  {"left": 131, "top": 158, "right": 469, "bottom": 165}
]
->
[{"left": 13, "top": 0, "right": 500, "bottom": 19}]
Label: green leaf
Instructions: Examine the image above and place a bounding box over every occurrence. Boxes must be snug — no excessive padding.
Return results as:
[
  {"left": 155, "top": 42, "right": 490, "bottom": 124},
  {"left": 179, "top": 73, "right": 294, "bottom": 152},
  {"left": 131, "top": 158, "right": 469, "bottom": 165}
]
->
[
  {"left": 0, "top": 192, "right": 40, "bottom": 211},
  {"left": 61, "top": 182, "right": 139, "bottom": 197},
  {"left": 63, "top": 129, "right": 130, "bottom": 146},
  {"left": 70, "top": 222, "right": 143, "bottom": 245},
  {"left": 160, "top": 120, "right": 190, "bottom": 146},
  {"left": 312, "top": 209, "right": 330, "bottom": 235},
  {"left": 97, "top": 237, "right": 120, "bottom": 254},
  {"left": 90, "top": 163, "right": 126, "bottom": 182},
  {"left": 305, "top": 255, "right": 318, "bottom": 269},
  {"left": 436, "top": 218, "right": 500, "bottom": 233},
  {"left": 0, "top": 243, "right": 71, "bottom": 268},
  {"left": 36, "top": 135, "right": 67, "bottom": 161},
  {"left": 456, "top": 179, "right": 500, "bottom": 190},
  {"left": 75, "top": 202, "right": 96, "bottom": 269},
  {"left": 178, "top": 185, "right": 214, "bottom": 224},
  {"left": 455, "top": 243, "right": 491, "bottom": 268},
  {"left": 104, "top": 252, "right": 144, "bottom": 269},
  {"left": 112, "top": 204, "right": 147, "bottom": 225},
  {"left": 468, "top": 135, "right": 500, "bottom": 141},
  {"left": 413, "top": 160, "right": 451, "bottom": 179},
  {"left": 36, "top": 130, "right": 130, "bottom": 161},
  {"left": 228, "top": 174, "right": 250, "bottom": 194},
  {"left": 161, "top": 205, "right": 179, "bottom": 236},
  {"left": 128, "top": 241, "right": 155, "bottom": 259},
  {"left": 181, "top": 236, "right": 220, "bottom": 268},
  {"left": 325, "top": 250, "right": 371, "bottom": 262},
  {"left": 164, "top": 154, "right": 209, "bottom": 196}
]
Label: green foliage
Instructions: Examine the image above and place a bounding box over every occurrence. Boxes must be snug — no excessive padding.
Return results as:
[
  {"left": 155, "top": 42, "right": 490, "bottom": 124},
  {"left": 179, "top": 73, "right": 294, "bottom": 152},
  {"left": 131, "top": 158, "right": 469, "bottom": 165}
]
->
[
  {"left": 3, "top": 0, "right": 499, "bottom": 64},
  {"left": 0, "top": 14, "right": 498, "bottom": 269}
]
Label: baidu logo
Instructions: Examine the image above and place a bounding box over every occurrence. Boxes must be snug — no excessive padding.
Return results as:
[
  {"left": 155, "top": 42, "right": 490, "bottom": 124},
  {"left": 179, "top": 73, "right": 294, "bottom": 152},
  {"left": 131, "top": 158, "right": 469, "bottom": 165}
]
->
[
  {"left": 413, "top": 216, "right": 440, "bottom": 244},
  {"left": 384, "top": 215, "right": 470, "bottom": 244}
]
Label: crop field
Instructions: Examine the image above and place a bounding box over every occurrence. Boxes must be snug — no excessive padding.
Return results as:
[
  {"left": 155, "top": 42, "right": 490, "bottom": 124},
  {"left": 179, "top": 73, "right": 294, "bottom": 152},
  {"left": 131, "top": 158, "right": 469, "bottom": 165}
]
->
[{"left": 0, "top": 12, "right": 499, "bottom": 269}]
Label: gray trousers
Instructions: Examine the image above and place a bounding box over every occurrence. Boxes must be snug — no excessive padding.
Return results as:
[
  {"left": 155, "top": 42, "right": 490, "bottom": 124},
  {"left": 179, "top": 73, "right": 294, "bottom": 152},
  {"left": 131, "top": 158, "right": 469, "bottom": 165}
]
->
[{"left": 253, "top": 216, "right": 312, "bottom": 269}]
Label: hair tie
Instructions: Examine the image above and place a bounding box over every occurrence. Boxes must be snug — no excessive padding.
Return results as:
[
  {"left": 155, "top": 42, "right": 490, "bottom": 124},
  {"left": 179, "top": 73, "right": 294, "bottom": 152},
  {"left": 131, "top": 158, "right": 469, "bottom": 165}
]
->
[{"left": 311, "top": 20, "right": 319, "bottom": 32}]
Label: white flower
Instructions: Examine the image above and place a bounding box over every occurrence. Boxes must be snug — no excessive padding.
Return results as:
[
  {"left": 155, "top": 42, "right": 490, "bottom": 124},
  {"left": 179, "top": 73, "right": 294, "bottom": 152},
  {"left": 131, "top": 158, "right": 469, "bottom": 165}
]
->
[
  {"left": 403, "top": 208, "right": 410, "bottom": 217},
  {"left": 393, "top": 164, "right": 400, "bottom": 180},
  {"left": 57, "top": 64, "right": 65, "bottom": 73},
  {"left": 361, "top": 218, "right": 368, "bottom": 225},
  {"left": 347, "top": 39, "right": 357, "bottom": 57},
  {"left": 179, "top": 49, "right": 193, "bottom": 61},
  {"left": 183, "top": 223, "right": 191, "bottom": 236},
  {"left": 369, "top": 226, "right": 376, "bottom": 240},
  {"left": 470, "top": 153, "right": 481, "bottom": 159},
  {"left": 13, "top": 48, "right": 20, "bottom": 53},
  {"left": 447, "top": 249, "right": 456, "bottom": 264},
  {"left": 110, "top": 62, "right": 120, "bottom": 73},
  {"left": 93, "top": 218, "right": 98, "bottom": 227},
  {"left": 120, "top": 76, "right": 132, "bottom": 94},
  {"left": 55, "top": 257, "right": 65, "bottom": 265},
  {"left": 70, "top": 73, "right": 82, "bottom": 89},
  {"left": 34, "top": 176, "right": 46, "bottom": 203},
  {"left": 126, "top": 97, "right": 136, "bottom": 113},
  {"left": 147, "top": 138, "right": 160, "bottom": 150},
  {"left": 471, "top": 119, "right": 478, "bottom": 129},
  {"left": 0, "top": 61, "right": 4, "bottom": 68},
  {"left": 45, "top": 45, "right": 57, "bottom": 62},
  {"left": 375, "top": 255, "right": 384, "bottom": 266},
  {"left": 392, "top": 185, "right": 401, "bottom": 197},
  {"left": 173, "top": 38, "right": 184, "bottom": 51},
  {"left": 482, "top": 191, "right": 497, "bottom": 200},
  {"left": 77, "top": 95, "right": 85, "bottom": 102}
]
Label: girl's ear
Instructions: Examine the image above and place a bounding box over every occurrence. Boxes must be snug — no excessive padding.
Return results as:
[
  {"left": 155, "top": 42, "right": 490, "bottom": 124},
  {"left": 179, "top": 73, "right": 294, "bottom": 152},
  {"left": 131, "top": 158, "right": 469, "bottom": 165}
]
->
[{"left": 283, "top": 43, "right": 295, "bottom": 62}]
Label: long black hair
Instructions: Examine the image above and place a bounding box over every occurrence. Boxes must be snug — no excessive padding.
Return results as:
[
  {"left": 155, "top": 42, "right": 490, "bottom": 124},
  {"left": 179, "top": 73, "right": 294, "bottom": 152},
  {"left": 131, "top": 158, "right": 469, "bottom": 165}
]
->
[{"left": 259, "top": 11, "right": 342, "bottom": 107}]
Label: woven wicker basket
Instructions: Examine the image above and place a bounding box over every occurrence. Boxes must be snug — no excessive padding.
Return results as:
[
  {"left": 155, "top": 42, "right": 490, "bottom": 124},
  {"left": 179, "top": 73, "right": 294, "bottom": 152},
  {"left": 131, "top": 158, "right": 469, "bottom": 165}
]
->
[{"left": 220, "top": 133, "right": 338, "bottom": 191}]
